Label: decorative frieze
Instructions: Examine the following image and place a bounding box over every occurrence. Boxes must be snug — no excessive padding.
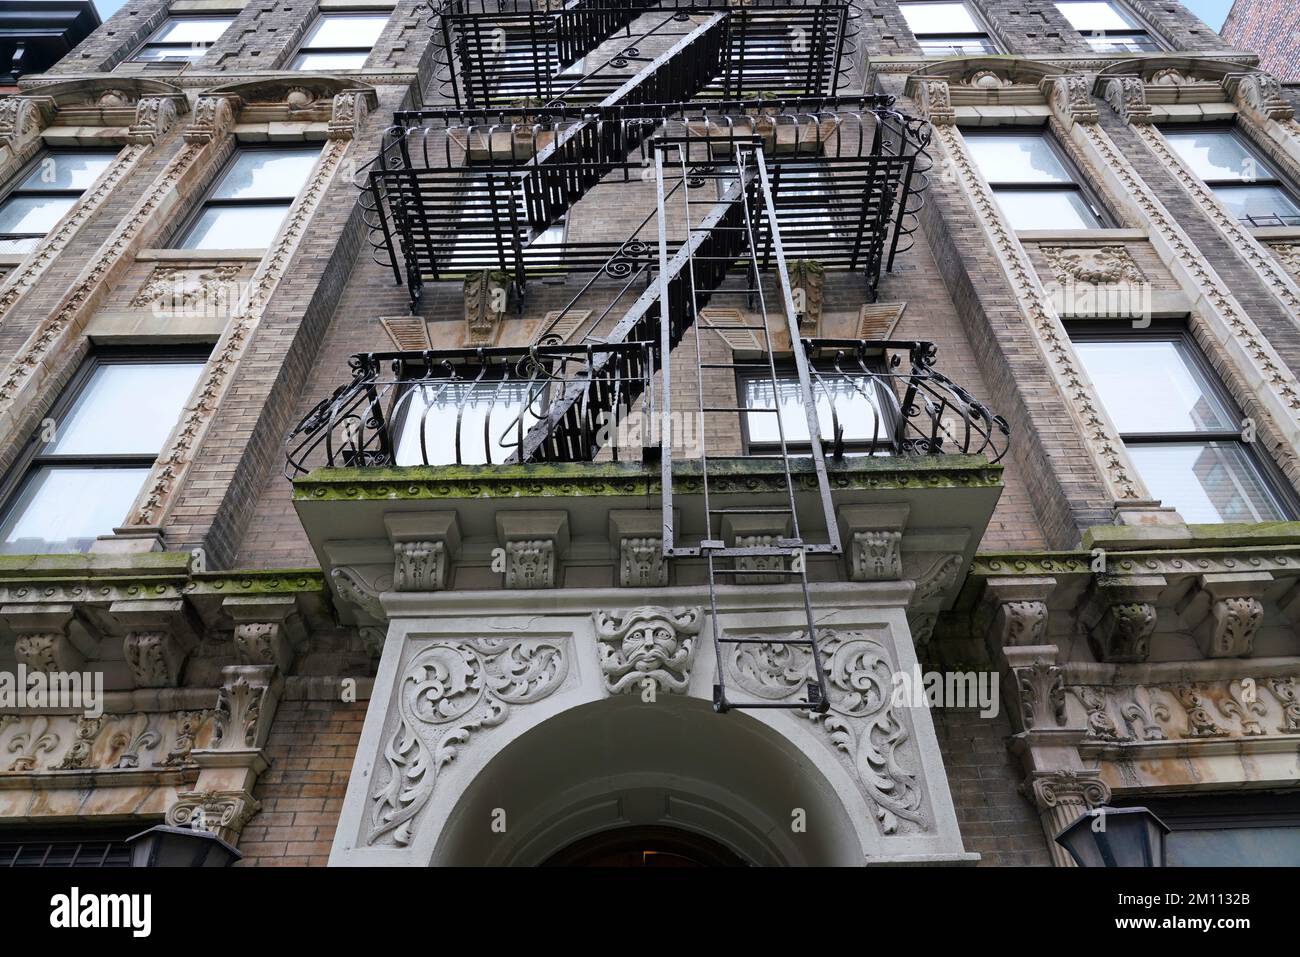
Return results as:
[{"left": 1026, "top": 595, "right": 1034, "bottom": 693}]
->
[
  {"left": 1039, "top": 245, "right": 1145, "bottom": 285},
  {"left": 593, "top": 606, "right": 702, "bottom": 695}
]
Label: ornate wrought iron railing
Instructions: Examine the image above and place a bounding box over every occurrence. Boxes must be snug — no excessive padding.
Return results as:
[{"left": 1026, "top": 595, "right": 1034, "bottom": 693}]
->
[{"left": 284, "top": 339, "right": 1008, "bottom": 477}]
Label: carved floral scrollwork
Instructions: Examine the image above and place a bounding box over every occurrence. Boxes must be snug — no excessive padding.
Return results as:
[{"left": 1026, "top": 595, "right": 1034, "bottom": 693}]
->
[
  {"left": 729, "top": 629, "right": 928, "bottom": 835},
  {"left": 368, "top": 638, "right": 568, "bottom": 846}
]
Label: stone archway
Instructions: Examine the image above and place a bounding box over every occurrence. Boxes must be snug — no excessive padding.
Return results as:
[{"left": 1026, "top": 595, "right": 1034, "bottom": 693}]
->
[{"left": 430, "top": 695, "right": 867, "bottom": 867}]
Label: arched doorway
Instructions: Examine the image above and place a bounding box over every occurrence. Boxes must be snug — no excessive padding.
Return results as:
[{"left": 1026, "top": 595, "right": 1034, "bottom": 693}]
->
[
  {"left": 429, "top": 694, "right": 871, "bottom": 866},
  {"left": 542, "top": 825, "right": 747, "bottom": 867}
]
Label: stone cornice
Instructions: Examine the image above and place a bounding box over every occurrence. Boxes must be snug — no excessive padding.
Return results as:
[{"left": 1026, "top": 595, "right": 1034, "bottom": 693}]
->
[{"left": 293, "top": 457, "right": 1005, "bottom": 502}]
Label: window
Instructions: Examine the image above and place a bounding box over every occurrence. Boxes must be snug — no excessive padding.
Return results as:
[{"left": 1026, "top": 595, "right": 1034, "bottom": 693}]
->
[
  {"left": 1163, "top": 127, "right": 1300, "bottom": 228},
  {"left": 899, "top": 1, "right": 998, "bottom": 55},
  {"left": 740, "top": 363, "right": 898, "bottom": 454},
  {"left": 1115, "top": 795, "right": 1300, "bottom": 867},
  {"left": 1055, "top": 1, "right": 1160, "bottom": 52},
  {"left": 131, "top": 16, "right": 233, "bottom": 62},
  {"left": 1072, "top": 329, "right": 1295, "bottom": 524},
  {"left": 0, "top": 353, "right": 207, "bottom": 554},
  {"left": 0, "top": 151, "right": 116, "bottom": 253},
  {"left": 393, "top": 374, "right": 543, "bottom": 466},
  {"left": 0, "top": 828, "right": 136, "bottom": 867},
  {"left": 290, "top": 12, "right": 391, "bottom": 70},
  {"left": 964, "top": 130, "right": 1106, "bottom": 230},
  {"left": 176, "top": 146, "right": 320, "bottom": 250}
]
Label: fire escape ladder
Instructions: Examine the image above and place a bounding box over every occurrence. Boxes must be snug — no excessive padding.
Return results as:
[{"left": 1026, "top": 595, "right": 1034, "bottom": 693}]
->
[{"left": 652, "top": 141, "right": 837, "bottom": 714}]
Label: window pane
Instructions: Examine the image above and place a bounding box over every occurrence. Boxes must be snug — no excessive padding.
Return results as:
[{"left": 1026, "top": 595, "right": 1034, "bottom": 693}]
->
[
  {"left": 744, "top": 374, "right": 893, "bottom": 447},
  {"left": 1128, "top": 443, "right": 1288, "bottom": 523},
  {"left": 1163, "top": 130, "right": 1273, "bottom": 183},
  {"left": 1085, "top": 34, "right": 1157, "bottom": 52},
  {"left": 964, "top": 133, "right": 1075, "bottom": 184},
  {"left": 17, "top": 153, "right": 114, "bottom": 191},
  {"left": 292, "top": 51, "right": 371, "bottom": 70},
  {"left": 302, "top": 13, "right": 390, "bottom": 48},
  {"left": 394, "top": 379, "right": 542, "bottom": 466},
  {"left": 1055, "top": 1, "right": 1137, "bottom": 31},
  {"left": 180, "top": 203, "right": 292, "bottom": 249},
  {"left": 1213, "top": 185, "right": 1300, "bottom": 226},
  {"left": 993, "top": 189, "right": 1099, "bottom": 229},
  {"left": 1167, "top": 827, "right": 1300, "bottom": 866},
  {"left": 0, "top": 195, "right": 75, "bottom": 236},
  {"left": 211, "top": 149, "right": 320, "bottom": 200},
  {"left": 1072, "top": 340, "right": 1236, "bottom": 434},
  {"left": 900, "top": 2, "right": 980, "bottom": 34},
  {"left": 48, "top": 362, "right": 204, "bottom": 456},
  {"left": 0, "top": 236, "right": 39, "bottom": 253},
  {"left": 0, "top": 467, "right": 150, "bottom": 554},
  {"left": 919, "top": 37, "right": 996, "bottom": 54},
  {"left": 149, "top": 17, "right": 233, "bottom": 45},
  {"left": 134, "top": 45, "right": 206, "bottom": 62}
]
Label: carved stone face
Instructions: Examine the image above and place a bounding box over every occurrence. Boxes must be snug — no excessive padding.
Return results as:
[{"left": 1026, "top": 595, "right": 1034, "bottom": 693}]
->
[
  {"left": 620, "top": 620, "right": 680, "bottom": 671},
  {"left": 593, "top": 607, "right": 702, "bottom": 695}
]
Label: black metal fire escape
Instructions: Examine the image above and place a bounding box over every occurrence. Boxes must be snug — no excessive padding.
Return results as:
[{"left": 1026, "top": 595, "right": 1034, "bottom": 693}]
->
[{"left": 288, "top": 2, "right": 1011, "bottom": 713}]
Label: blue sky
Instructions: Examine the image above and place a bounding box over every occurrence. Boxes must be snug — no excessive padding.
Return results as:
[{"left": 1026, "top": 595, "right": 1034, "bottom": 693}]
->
[{"left": 88, "top": 0, "right": 1231, "bottom": 32}]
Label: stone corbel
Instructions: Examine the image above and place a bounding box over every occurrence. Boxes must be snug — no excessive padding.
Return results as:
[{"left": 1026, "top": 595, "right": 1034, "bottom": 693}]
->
[
  {"left": 1081, "top": 576, "right": 1164, "bottom": 663},
  {"left": 184, "top": 94, "right": 240, "bottom": 144},
  {"left": 916, "top": 79, "right": 954, "bottom": 126},
  {"left": 1099, "top": 75, "right": 1151, "bottom": 125},
  {"left": 1025, "top": 769, "right": 1112, "bottom": 868},
  {"left": 837, "top": 504, "right": 908, "bottom": 582},
  {"left": 1225, "top": 72, "right": 1294, "bottom": 124},
  {"left": 328, "top": 90, "right": 372, "bottom": 141},
  {"left": 0, "top": 95, "right": 55, "bottom": 150},
  {"left": 385, "top": 512, "right": 461, "bottom": 592},
  {"left": 1, "top": 604, "right": 84, "bottom": 672},
  {"left": 722, "top": 513, "right": 792, "bottom": 585},
  {"left": 127, "top": 96, "right": 183, "bottom": 145},
  {"left": 497, "top": 512, "right": 569, "bottom": 589},
  {"left": 1006, "top": 645, "right": 1066, "bottom": 733},
  {"left": 223, "top": 594, "right": 304, "bottom": 671},
  {"left": 464, "top": 270, "right": 511, "bottom": 345},
  {"left": 1045, "top": 75, "right": 1098, "bottom": 130},
  {"left": 111, "top": 598, "right": 198, "bottom": 689},
  {"left": 977, "top": 575, "right": 1056, "bottom": 652},
  {"left": 1183, "top": 572, "right": 1270, "bottom": 659},
  {"left": 609, "top": 509, "right": 672, "bottom": 588}
]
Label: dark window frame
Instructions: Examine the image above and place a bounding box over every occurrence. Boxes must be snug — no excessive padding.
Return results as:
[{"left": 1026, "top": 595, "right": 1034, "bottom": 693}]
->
[
  {"left": 0, "top": 346, "right": 213, "bottom": 547},
  {"left": 1161, "top": 122, "right": 1300, "bottom": 228},
  {"left": 289, "top": 9, "right": 393, "bottom": 71},
  {"left": 963, "top": 126, "right": 1114, "bottom": 229},
  {"left": 0, "top": 825, "right": 144, "bottom": 867},
  {"left": 1068, "top": 321, "right": 1299, "bottom": 520},
  {"left": 897, "top": 1, "right": 1000, "bottom": 57},
  {"left": 0, "top": 148, "right": 119, "bottom": 248},
  {"left": 736, "top": 355, "right": 899, "bottom": 457},
  {"left": 171, "top": 144, "right": 321, "bottom": 250},
  {"left": 129, "top": 14, "right": 235, "bottom": 63}
]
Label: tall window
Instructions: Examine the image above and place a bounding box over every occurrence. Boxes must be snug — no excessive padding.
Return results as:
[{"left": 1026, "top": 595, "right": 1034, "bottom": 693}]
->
[
  {"left": 0, "top": 353, "right": 207, "bottom": 554},
  {"left": 899, "top": 2, "right": 998, "bottom": 55},
  {"left": 176, "top": 146, "right": 320, "bottom": 250},
  {"left": 131, "top": 16, "right": 234, "bottom": 62},
  {"left": 740, "top": 364, "right": 897, "bottom": 454},
  {"left": 290, "top": 12, "right": 391, "bottom": 70},
  {"left": 964, "top": 129, "right": 1107, "bottom": 230},
  {"left": 1055, "top": 1, "right": 1160, "bottom": 52},
  {"left": 1163, "top": 127, "right": 1300, "bottom": 228},
  {"left": 393, "top": 374, "right": 542, "bottom": 466},
  {"left": 0, "top": 151, "right": 116, "bottom": 252},
  {"left": 1072, "top": 329, "right": 1295, "bottom": 524}
]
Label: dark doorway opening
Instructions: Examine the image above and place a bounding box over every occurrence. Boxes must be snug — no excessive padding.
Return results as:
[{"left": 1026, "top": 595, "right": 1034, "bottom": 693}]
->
[{"left": 541, "top": 825, "right": 748, "bottom": 867}]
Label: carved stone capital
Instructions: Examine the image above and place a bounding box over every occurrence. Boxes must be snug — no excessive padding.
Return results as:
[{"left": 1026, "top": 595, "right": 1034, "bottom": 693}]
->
[
  {"left": 166, "top": 788, "right": 260, "bottom": 844},
  {"left": 1048, "top": 75, "right": 1098, "bottom": 127},
  {"left": 1101, "top": 76, "right": 1151, "bottom": 124},
  {"left": 329, "top": 90, "right": 370, "bottom": 140},
  {"left": 209, "top": 665, "right": 280, "bottom": 753},
  {"left": 1009, "top": 653, "right": 1065, "bottom": 732},
  {"left": 394, "top": 540, "right": 447, "bottom": 591},
  {"left": 123, "top": 631, "right": 187, "bottom": 688},
  {"left": 593, "top": 606, "right": 702, "bottom": 695},
  {"left": 127, "top": 96, "right": 181, "bottom": 145},
  {"left": 1025, "top": 769, "right": 1112, "bottom": 867},
  {"left": 851, "top": 530, "right": 903, "bottom": 582},
  {"left": 185, "top": 94, "right": 239, "bottom": 144}
]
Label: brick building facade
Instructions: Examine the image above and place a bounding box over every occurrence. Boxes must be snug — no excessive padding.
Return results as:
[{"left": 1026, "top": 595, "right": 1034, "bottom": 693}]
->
[
  {"left": 1223, "top": 0, "right": 1300, "bottom": 83},
  {"left": 0, "top": 0, "right": 1297, "bottom": 868}
]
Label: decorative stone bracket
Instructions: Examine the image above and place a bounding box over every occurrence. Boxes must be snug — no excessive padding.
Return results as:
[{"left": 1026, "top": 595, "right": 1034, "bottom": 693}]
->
[
  {"left": 386, "top": 512, "right": 461, "bottom": 592},
  {"left": 609, "top": 509, "right": 671, "bottom": 588},
  {"left": 839, "top": 504, "right": 908, "bottom": 583},
  {"left": 1082, "top": 576, "right": 1164, "bottom": 663},
  {"left": 111, "top": 598, "right": 199, "bottom": 689},
  {"left": 497, "top": 512, "right": 569, "bottom": 589},
  {"left": 1183, "top": 572, "right": 1270, "bottom": 659},
  {"left": 223, "top": 593, "right": 305, "bottom": 672},
  {"left": 1, "top": 603, "right": 85, "bottom": 672}
]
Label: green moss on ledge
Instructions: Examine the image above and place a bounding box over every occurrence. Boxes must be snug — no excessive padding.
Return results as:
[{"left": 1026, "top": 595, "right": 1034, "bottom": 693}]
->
[{"left": 292, "top": 455, "right": 1004, "bottom": 502}]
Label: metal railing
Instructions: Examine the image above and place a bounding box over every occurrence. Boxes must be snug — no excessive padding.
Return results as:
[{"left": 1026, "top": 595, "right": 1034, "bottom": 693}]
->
[{"left": 284, "top": 339, "right": 1008, "bottom": 476}]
